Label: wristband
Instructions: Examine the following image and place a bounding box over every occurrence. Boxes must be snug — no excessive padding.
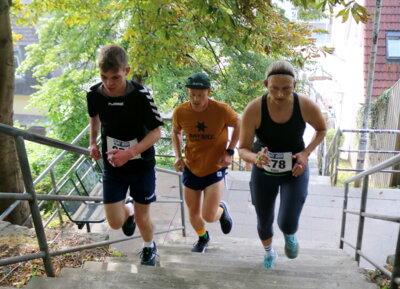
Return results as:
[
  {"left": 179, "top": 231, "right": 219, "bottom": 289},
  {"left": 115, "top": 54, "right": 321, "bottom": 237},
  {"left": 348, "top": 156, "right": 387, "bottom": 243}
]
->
[{"left": 226, "top": 149, "right": 235, "bottom": 156}]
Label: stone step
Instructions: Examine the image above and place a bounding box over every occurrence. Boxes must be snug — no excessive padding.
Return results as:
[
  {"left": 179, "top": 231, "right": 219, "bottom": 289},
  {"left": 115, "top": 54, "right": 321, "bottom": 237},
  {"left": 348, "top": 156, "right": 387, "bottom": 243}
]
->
[
  {"left": 79, "top": 261, "right": 376, "bottom": 289},
  {"left": 123, "top": 254, "right": 357, "bottom": 274},
  {"left": 61, "top": 267, "right": 186, "bottom": 288},
  {"left": 62, "top": 267, "right": 311, "bottom": 289},
  {"left": 106, "top": 247, "right": 356, "bottom": 270},
  {"left": 25, "top": 274, "right": 323, "bottom": 289},
  {"left": 24, "top": 276, "right": 172, "bottom": 289},
  {"left": 84, "top": 259, "right": 370, "bottom": 283},
  {"left": 163, "top": 236, "right": 346, "bottom": 254},
  {"left": 116, "top": 243, "right": 353, "bottom": 259}
]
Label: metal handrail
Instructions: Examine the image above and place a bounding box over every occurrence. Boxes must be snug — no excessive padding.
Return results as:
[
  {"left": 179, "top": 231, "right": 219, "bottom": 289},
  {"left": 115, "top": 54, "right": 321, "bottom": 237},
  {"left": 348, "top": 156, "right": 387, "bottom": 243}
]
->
[
  {"left": 343, "top": 154, "right": 400, "bottom": 184},
  {"left": 1, "top": 124, "right": 94, "bottom": 224},
  {"left": 340, "top": 152, "right": 400, "bottom": 289},
  {"left": 0, "top": 123, "right": 89, "bottom": 155},
  {"left": 321, "top": 129, "right": 342, "bottom": 177},
  {"left": 321, "top": 128, "right": 400, "bottom": 186},
  {"left": 0, "top": 122, "right": 186, "bottom": 277}
]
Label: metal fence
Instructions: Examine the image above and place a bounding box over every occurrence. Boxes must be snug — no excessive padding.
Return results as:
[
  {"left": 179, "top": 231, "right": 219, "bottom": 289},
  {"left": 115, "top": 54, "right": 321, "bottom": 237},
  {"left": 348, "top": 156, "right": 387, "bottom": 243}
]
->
[
  {"left": 340, "top": 153, "right": 400, "bottom": 289},
  {"left": 319, "top": 128, "right": 400, "bottom": 186},
  {"left": 0, "top": 123, "right": 186, "bottom": 277}
]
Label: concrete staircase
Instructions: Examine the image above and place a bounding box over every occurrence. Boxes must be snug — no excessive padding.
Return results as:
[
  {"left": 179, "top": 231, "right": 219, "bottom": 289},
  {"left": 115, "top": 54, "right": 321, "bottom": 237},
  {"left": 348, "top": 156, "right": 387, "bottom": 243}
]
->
[
  {"left": 16, "top": 153, "right": 393, "bottom": 289},
  {"left": 24, "top": 237, "right": 378, "bottom": 289}
]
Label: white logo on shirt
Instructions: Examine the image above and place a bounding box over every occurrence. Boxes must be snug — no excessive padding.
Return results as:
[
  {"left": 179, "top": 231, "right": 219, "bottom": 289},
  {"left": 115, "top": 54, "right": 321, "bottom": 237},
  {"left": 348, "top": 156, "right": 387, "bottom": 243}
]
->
[{"left": 108, "top": 102, "right": 124, "bottom": 106}]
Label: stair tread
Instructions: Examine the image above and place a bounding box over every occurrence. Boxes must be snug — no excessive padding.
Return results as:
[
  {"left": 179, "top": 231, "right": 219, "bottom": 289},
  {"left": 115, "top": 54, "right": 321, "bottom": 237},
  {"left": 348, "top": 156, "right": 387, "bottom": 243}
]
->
[
  {"left": 28, "top": 268, "right": 377, "bottom": 289},
  {"left": 22, "top": 235, "right": 379, "bottom": 289},
  {"left": 79, "top": 261, "right": 373, "bottom": 284}
]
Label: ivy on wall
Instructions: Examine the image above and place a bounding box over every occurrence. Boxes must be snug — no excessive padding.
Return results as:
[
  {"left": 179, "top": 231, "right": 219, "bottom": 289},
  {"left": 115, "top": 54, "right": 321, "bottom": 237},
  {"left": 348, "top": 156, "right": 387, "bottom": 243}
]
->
[{"left": 370, "top": 88, "right": 391, "bottom": 129}]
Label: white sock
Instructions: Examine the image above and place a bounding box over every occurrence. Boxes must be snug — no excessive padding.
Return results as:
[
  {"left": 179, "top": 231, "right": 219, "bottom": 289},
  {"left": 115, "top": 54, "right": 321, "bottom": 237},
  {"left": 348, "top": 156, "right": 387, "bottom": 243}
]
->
[
  {"left": 143, "top": 241, "right": 154, "bottom": 248},
  {"left": 125, "top": 202, "right": 134, "bottom": 216}
]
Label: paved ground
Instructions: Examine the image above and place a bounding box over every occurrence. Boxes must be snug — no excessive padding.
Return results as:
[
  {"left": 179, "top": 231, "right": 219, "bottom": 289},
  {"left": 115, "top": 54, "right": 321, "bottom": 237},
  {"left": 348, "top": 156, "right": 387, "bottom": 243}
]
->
[{"left": 91, "top": 154, "right": 400, "bottom": 270}]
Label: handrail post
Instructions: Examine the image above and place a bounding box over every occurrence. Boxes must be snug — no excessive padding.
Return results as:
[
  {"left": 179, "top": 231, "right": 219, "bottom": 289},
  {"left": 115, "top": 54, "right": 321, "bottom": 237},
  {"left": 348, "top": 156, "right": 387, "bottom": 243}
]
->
[
  {"left": 178, "top": 174, "right": 186, "bottom": 237},
  {"left": 333, "top": 130, "right": 342, "bottom": 186},
  {"left": 14, "top": 136, "right": 55, "bottom": 277},
  {"left": 50, "top": 169, "right": 63, "bottom": 225},
  {"left": 340, "top": 183, "right": 349, "bottom": 249},
  {"left": 391, "top": 226, "right": 400, "bottom": 289},
  {"left": 355, "top": 176, "right": 369, "bottom": 264},
  {"left": 321, "top": 138, "right": 326, "bottom": 175}
]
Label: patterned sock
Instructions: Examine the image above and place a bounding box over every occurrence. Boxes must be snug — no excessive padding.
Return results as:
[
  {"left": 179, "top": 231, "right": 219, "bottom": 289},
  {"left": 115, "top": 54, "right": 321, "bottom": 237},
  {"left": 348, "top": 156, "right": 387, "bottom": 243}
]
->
[{"left": 196, "top": 228, "right": 207, "bottom": 239}]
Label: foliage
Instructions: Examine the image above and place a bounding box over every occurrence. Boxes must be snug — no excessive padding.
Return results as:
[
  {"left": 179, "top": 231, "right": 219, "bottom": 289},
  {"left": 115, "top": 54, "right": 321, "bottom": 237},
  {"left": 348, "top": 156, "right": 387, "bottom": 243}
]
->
[
  {"left": 289, "top": 0, "right": 369, "bottom": 23},
  {"left": 14, "top": 0, "right": 339, "bottom": 141},
  {"left": 325, "top": 128, "right": 337, "bottom": 148},
  {"left": 14, "top": 0, "right": 346, "bottom": 75},
  {"left": 9, "top": 0, "right": 371, "bottom": 207},
  {"left": 212, "top": 49, "right": 274, "bottom": 112},
  {"left": 325, "top": 128, "right": 344, "bottom": 149},
  {"left": 370, "top": 88, "right": 391, "bottom": 129},
  {"left": 297, "top": 7, "right": 329, "bottom": 21},
  {"left": 149, "top": 49, "right": 275, "bottom": 113},
  {"left": 155, "top": 119, "right": 176, "bottom": 169},
  {"left": 0, "top": 228, "right": 113, "bottom": 287},
  {"left": 335, "top": 158, "right": 356, "bottom": 187}
]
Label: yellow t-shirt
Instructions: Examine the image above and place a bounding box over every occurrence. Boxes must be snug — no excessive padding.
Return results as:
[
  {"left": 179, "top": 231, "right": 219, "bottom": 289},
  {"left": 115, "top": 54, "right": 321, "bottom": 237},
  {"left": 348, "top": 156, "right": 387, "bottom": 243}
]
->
[{"left": 173, "top": 98, "right": 239, "bottom": 177}]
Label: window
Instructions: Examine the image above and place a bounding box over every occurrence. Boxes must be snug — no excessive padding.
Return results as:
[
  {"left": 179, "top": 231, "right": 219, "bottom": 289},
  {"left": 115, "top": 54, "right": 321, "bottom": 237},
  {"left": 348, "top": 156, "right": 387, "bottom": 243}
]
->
[{"left": 386, "top": 31, "right": 400, "bottom": 59}]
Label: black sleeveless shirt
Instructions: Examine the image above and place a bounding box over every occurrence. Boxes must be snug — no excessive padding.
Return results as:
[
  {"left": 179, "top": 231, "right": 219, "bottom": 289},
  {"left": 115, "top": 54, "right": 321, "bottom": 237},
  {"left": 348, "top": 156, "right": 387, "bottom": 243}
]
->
[{"left": 253, "top": 93, "right": 305, "bottom": 156}]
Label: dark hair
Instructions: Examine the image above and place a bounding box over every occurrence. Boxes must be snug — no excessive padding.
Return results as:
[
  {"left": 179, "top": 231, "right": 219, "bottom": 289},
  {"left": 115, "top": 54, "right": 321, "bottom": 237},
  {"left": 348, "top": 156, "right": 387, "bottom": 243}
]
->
[
  {"left": 98, "top": 44, "right": 128, "bottom": 72},
  {"left": 265, "top": 60, "right": 296, "bottom": 79}
]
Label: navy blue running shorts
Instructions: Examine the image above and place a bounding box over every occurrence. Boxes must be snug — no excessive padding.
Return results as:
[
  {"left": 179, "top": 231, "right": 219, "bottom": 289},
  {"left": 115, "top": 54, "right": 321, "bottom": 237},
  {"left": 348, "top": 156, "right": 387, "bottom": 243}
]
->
[
  {"left": 183, "top": 166, "right": 226, "bottom": 191},
  {"left": 102, "top": 168, "right": 156, "bottom": 204}
]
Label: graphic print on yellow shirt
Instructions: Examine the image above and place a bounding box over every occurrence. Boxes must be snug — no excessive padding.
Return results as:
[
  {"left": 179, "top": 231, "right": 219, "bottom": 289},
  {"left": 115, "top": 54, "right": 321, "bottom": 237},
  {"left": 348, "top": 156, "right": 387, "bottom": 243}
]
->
[{"left": 173, "top": 98, "right": 238, "bottom": 177}]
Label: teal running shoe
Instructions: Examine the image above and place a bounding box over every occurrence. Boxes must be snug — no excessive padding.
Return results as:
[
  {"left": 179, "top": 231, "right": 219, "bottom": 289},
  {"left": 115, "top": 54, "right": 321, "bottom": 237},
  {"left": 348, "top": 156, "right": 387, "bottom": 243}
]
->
[
  {"left": 284, "top": 234, "right": 299, "bottom": 259},
  {"left": 262, "top": 249, "right": 277, "bottom": 269}
]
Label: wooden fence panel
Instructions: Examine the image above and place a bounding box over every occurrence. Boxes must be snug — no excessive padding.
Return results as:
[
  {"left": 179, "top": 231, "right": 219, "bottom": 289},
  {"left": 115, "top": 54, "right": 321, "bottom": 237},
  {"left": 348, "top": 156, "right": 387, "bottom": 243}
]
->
[{"left": 368, "top": 80, "right": 400, "bottom": 187}]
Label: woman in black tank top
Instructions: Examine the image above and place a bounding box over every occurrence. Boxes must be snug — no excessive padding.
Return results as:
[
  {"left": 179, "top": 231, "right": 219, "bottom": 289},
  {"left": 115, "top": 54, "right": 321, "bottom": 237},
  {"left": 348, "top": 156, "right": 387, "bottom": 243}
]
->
[{"left": 238, "top": 60, "right": 327, "bottom": 269}]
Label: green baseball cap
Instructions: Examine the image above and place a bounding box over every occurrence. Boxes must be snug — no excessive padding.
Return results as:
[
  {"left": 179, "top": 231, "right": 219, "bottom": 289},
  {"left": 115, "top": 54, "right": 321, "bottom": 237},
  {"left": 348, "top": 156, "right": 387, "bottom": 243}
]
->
[{"left": 185, "top": 72, "right": 211, "bottom": 89}]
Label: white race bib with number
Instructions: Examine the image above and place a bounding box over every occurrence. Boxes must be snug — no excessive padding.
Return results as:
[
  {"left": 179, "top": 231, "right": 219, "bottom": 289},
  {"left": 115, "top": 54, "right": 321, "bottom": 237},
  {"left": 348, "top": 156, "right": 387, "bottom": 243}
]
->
[
  {"left": 262, "top": 152, "right": 292, "bottom": 173},
  {"left": 106, "top": 136, "right": 141, "bottom": 160}
]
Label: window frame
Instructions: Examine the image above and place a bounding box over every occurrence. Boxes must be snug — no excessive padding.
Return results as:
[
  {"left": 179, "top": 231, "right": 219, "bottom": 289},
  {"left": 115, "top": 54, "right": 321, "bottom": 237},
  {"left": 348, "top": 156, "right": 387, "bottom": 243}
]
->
[{"left": 386, "top": 31, "right": 400, "bottom": 60}]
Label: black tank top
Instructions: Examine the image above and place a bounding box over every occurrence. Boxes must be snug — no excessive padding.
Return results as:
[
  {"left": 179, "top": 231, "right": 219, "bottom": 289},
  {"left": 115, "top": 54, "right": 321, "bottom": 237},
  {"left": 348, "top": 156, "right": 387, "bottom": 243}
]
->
[{"left": 253, "top": 93, "right": 305, "bottom": 155}]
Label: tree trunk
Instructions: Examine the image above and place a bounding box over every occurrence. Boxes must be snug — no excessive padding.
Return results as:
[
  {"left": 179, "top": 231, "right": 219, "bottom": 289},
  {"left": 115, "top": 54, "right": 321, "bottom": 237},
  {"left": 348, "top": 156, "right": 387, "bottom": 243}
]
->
[
  {"left": 0, "top": 0, "right": 31, "bottom": 225},
  {"left": 354, "top": 0, "right": 382, "bottom": 187}
]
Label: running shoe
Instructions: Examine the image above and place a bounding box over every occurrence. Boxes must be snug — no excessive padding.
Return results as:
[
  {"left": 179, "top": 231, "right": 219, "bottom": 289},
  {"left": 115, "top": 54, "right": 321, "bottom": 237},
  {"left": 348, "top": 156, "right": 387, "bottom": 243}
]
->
[
  {"left": 122, "top": 197, "right": 136, "bottom": 236},
  {"left": 262, "top": 249, "right": 278, "bottom": 269},
  {"left": 284, "top": 234, "right": 299, "bottom": 259},
  {"left": 140, "top": 242, "right": 157, "bottom": 266},
  {"left": 219, "top": 201, "right": 233, "bottom": 234},
  {"left": 191, "top": 232, "right": 210, "bottom": 253}
]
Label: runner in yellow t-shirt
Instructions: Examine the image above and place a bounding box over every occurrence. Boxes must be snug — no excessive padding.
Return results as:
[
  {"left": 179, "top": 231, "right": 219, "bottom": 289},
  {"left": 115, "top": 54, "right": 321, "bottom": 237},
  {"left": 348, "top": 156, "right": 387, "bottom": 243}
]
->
[{"left": 172, "top": 72, "right": 240, "bottom": 253}]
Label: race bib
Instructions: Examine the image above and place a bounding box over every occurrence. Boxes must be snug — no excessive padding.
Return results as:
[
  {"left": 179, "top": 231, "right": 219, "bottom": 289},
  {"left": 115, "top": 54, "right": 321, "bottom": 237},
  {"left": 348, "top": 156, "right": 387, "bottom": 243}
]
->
[
  {"left": 262, "top": 152, "right": 292, "bottom": 173},
  {"left": 106, "top": 136, "right": 141, "bottom": 160}
]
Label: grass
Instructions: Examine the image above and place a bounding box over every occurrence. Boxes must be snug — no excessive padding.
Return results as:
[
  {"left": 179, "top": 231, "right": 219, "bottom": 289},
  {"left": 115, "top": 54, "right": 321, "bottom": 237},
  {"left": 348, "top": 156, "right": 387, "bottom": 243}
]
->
[{"left": 334, "top": 158, "right": 358, "bottom": 187}]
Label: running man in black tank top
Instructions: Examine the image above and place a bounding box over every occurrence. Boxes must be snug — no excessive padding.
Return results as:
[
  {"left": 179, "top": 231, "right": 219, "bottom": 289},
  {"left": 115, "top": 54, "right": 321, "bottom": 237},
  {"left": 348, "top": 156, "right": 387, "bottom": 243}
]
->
[{"left": 238, "top": 60, "right": 326, "bottom": 269}]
